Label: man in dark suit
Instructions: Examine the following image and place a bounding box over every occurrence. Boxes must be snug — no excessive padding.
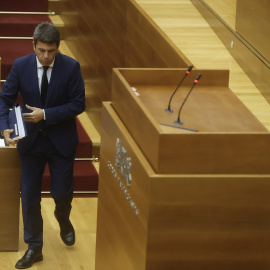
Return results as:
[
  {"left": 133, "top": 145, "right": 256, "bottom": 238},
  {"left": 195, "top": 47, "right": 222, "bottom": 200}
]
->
[{"left": 0, "top": 22, "right": 85, "bottom": 268}]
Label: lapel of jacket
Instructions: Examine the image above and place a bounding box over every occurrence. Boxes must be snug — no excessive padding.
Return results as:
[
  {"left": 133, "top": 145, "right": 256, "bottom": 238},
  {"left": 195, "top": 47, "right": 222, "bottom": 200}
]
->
[
  {"left": 28, "top": 54, "right": 41, "bottom": 107},
  {"left": 45, "top": 53, "right": 62, "bottom": 106}
]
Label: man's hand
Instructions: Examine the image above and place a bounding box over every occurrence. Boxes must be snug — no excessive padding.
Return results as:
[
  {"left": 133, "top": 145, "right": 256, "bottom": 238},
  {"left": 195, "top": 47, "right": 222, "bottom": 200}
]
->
[
  {"left": 2, "top": 129, "right": 18, "bottom": 145},
  {"left": 23, "top": 104, "right": 44, "bottom": 123}
]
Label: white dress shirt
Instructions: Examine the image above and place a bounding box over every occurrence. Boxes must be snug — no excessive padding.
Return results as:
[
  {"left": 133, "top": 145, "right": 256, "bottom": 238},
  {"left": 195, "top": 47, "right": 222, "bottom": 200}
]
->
[
  {"left": 36, "top": 57, "right": 54, "bottom": 92},
  {"left": 36, "top": 57, "right": 55, "bottom": 119}
]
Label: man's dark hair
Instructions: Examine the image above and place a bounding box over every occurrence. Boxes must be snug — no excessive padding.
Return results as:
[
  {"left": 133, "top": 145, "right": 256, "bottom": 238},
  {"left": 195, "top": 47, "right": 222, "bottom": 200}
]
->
[{"left": 33, "top": 22, "right": 60, "bottom": 48}]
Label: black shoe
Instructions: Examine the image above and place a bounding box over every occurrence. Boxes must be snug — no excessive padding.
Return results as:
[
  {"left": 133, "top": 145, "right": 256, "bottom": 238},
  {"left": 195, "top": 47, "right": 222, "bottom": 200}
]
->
[
  {"left": 54, "top": 211, "right": 75, "bottom": 246},
  {"left": 15, "top": 249, "right": 43, "bottom": 269}
]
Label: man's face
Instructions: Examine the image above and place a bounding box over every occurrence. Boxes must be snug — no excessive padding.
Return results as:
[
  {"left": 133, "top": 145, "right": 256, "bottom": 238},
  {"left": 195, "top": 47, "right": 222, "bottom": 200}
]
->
[{"left": 33, "top": 40, "right": 58, "bottom": 66}]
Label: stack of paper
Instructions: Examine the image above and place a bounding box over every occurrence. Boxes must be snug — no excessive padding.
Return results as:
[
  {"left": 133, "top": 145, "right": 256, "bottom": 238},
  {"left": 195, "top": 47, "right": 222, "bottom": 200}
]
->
[{"left": 9, "top": 104, "right": 27, "bottom": 140}]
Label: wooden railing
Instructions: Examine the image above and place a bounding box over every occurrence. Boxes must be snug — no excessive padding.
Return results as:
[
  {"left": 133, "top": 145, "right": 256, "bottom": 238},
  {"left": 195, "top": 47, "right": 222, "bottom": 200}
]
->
[{"left": 0, "top": 11, "right": 55, "bottom": 15}]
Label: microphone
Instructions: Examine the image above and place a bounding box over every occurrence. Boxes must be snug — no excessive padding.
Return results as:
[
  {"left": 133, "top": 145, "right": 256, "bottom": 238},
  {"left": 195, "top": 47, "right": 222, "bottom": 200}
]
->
[
  {"left": 174, "top": 73, "right": 202, "bottom": 125},
  {"left": 165, "top": 65, "right": 193, "bottom": 113}
]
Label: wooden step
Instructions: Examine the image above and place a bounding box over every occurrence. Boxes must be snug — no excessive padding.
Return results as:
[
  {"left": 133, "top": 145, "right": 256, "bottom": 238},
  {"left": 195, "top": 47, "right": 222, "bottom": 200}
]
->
[
  {"left": 48, "top": 0, "right": 65, "bottom": 15},
  {"left": 78, "top": 112, "right": 100, "bottom": 159},
  {"left": 42, "top": 160, "right": 99, "bottom": 192},
  {"left": 0, "top": 14, "right": 51, "bottom": 37}
]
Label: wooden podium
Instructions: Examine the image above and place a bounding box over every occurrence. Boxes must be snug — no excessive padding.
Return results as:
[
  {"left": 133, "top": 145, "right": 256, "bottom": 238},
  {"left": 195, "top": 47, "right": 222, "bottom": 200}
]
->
[
  {"left": 95, "top": 68, "right": 270, "bottom": 270},
  {"left": 0, "top": 147, "right": 21, "bottom": 251}
]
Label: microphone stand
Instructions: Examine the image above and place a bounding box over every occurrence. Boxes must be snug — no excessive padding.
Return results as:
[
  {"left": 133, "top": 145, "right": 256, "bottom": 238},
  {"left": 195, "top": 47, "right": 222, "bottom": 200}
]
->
[
  {"left": 174, "top": 73, "right": 202, "bottom": 125},
  {"left": 165, "top": 65, "right": 193, "bottom": 113}
]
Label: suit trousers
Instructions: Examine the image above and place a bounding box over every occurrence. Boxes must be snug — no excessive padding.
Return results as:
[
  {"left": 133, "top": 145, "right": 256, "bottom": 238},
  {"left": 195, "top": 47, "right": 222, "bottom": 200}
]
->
[{"left": 19, "top": 132, "right": 75, "bottom": 251}]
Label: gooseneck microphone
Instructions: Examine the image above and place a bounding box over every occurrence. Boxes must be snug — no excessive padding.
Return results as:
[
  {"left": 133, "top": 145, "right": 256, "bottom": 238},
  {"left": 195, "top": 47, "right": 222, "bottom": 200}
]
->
[
  {"left": 165, "top": 65, "right": 193, "bottom": 113},
  {"left": 174, "top": 73, "right": 202, "bottom": 125}
]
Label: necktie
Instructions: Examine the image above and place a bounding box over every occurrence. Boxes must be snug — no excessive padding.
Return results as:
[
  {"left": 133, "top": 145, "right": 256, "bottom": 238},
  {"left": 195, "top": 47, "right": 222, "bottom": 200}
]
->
[{"left": 41, "top": 66, "right": 49, "bottom": 107}]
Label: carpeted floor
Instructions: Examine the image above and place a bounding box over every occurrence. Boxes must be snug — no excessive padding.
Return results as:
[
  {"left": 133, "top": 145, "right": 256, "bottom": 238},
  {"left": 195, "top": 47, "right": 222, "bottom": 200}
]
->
[
  {"left": 0, "top": 39, "right": 34, "bottom": 79},
  {"left": 0, "top": 14, "right": 50, "bottom": 37},
  {"left": 1, "top": 0, "right": 48, "bottom": 12}
]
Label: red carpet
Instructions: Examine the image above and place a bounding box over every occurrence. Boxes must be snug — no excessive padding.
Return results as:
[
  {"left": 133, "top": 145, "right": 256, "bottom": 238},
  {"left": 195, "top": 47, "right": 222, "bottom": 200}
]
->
[
  {"left": 76, "top": 118, "right": 93, "bottom": 158},
  {"left": 0, "top": 39, "right": 34, "bottom": 79},
  {"left": 1, "top": 0, "right": 48, "bottom": 12},
  {"left": 0, "top": 11, "right": 99, "bottom": 193},
  {"left": 0, "top": 14, "right": 50, "bottom": 37},
  {"left": 42, "top": 160, "right": 99, "bottom": 192}
]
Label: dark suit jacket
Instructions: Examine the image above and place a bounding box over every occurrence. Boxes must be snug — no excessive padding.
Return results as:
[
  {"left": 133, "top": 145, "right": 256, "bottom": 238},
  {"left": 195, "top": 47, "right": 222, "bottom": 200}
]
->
[{"left": 0, "top": 52, "right": 85, "bottom": 157}]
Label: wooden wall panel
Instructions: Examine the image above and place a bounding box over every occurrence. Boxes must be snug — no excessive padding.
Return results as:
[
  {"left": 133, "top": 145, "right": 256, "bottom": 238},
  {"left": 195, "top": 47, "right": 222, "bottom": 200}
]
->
[
  {"left": 235, "top": 0, "right": 270, "bottom": 63},
  {"left": 192, "top": 0, "right": 270, "bottom": 104},
  {"left": 0, "top": 147, "right": 21, "bottom": 251},
  {"left": 125, "top": 22, "right": 168, "bottom": 68},
  {"left": 126, "top": 1, "right": 191, "bottom": 68},
  {"left": 96, "top": 103, "right": 152, "bottom": 270},
  {"left": 59, "top": 0, "right": 127, "bottom": 103},
  {"left": 147, "top": 175, "right": 270, "bottom": 270},
  {"left": 57, "top": 0, "right": 191, "bottom": 110}
]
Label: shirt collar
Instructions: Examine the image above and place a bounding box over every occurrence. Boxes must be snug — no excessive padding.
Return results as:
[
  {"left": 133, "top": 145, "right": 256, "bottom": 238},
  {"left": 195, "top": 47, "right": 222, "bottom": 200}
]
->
[{"left": 36, "top": 57, "right": 55, "bottom": 69}]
